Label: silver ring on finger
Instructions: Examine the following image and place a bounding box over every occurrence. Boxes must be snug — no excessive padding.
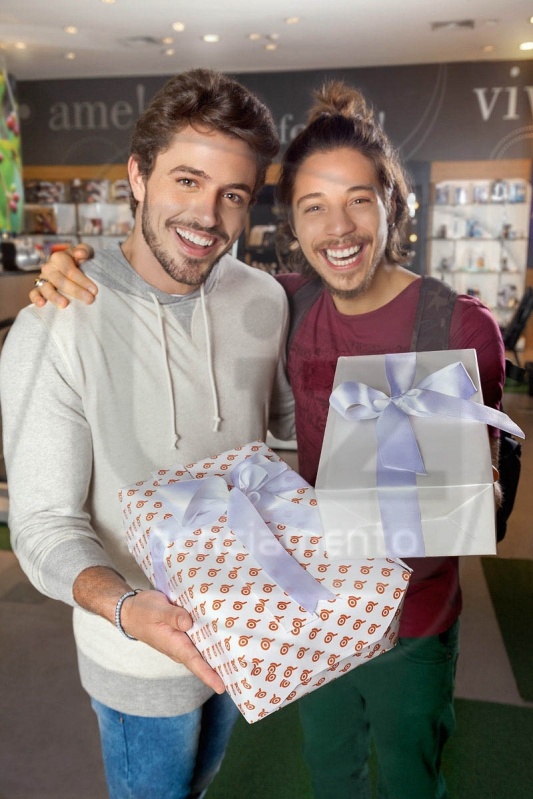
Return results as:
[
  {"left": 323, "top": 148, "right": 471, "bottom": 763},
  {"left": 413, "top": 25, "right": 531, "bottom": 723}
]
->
[{"left": 34, "top": 277, "right": 49, "bottom": 289}]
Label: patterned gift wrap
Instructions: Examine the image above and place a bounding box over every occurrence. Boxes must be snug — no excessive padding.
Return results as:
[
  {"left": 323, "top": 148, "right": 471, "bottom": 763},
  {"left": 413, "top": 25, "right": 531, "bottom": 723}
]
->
[{"left": 120, "top": 442, "right": 411, "bottom": 723}]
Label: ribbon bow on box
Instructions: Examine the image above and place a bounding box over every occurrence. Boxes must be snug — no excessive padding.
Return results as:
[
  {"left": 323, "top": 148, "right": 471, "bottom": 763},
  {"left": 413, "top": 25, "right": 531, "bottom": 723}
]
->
[
  {"left": 330, "top": 352, "right": 524, "bottom": 558},
  {"left": 149, "top": 454, "right": 335, "bottom": 614}
]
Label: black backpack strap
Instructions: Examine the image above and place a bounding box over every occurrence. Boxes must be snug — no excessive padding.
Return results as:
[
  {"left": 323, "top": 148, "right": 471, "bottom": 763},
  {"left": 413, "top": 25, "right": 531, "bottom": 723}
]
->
[
  {"left": 285, "top": 278, "right": 324, "bottom": 355},
  {"left": 410, "top": 275, "right": 458, "bottom": 352}
]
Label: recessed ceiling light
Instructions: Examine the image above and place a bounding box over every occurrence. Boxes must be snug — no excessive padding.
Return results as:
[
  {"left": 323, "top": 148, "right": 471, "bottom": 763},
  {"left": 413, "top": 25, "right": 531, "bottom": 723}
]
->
[
  {"left": 172, "top": 22, "right": 185, "bottom": 32},
  {"left": 248, "top": 33, "right": 261, "bottom": 40},
  {"left": 267, "top": 33, "right": 280, "bottom": 40},
  {"left": 15, "top": 42, "right": 27, "bottom": 50},
  {"left": 161, "top": 37, "right": 173, "bottom": 45},
  {"left": 163, "top": 48, "right": 175, "bottom": 56},
  {"left": 202, "top": 34, "right": 220, "bottom": 43},
  {"left": 519, "top": 41, "right": 533, "bottom": 50},
  {"left": 285, "top": 17, "right": 300, "bottom": 24},
  {"left": 510, "top": 66, "right": 520, "bottom": 77},
  {"left": 482, "top": 44, "right": 495, "bottom": 53},
  {"left": 100, "top": 0, "right": 116, "bottom": 4},
  {"left": 65, "top": 51, "right": 76, "bottom": 60},
  {"left": 265, "top": 43, "right": 277, "bottom": 51},
  {"left": 530, "top": 16, "right": 533, "bottom": 24},
  {"left": 64, "top": 26, "right": 78, "bottom": 35}
]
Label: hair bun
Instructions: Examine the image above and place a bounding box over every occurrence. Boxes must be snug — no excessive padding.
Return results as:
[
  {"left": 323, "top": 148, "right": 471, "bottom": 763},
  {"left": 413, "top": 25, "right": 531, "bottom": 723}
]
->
[{"left": 308, "top": 81, "right": 373, "bottom": 124}]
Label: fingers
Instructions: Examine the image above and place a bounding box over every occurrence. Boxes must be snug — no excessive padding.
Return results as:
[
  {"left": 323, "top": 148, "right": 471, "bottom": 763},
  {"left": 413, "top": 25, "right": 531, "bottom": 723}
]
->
[
  {"left": 30, "top": 246, "right": 99, "bottom": 308},
  {"left": 125, "top": 590, "right": 226, "bottom": 695}
]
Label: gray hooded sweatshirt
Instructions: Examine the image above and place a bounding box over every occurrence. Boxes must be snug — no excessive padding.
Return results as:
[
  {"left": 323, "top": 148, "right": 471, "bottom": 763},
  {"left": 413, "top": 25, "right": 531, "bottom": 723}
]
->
[{"left": 0, "top": 243, "right": 295, "bottom": 715}]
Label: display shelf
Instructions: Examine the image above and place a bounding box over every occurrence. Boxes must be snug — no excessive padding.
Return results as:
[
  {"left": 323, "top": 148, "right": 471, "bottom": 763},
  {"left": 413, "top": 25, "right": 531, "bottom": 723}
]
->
[{"left": 428, "top": 175, "right": 531, "bottom": 327}]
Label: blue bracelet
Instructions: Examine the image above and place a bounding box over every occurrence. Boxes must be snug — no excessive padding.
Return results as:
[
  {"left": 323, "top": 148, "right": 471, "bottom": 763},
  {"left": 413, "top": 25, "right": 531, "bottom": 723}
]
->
[{"left": 115, "top": 589, "right": 141, "bottom": 640}]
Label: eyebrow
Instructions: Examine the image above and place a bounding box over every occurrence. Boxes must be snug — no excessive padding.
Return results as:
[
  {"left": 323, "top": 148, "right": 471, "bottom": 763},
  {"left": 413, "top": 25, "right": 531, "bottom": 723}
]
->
[
  {"left": 169, "top": 165, "right": 253, "bottom": 196},
  {"left": 295, "top": 184, "right": 377, "bottom": 209}
]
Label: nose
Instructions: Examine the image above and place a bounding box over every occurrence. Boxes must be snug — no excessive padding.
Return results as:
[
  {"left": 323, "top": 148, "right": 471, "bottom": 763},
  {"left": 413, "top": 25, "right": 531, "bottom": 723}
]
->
[
  {"left": 327, "top": 206, "right": 356, "bottom": 239},
  {"left": 192, "top": 189, "right": 220, "bottom": 230}
]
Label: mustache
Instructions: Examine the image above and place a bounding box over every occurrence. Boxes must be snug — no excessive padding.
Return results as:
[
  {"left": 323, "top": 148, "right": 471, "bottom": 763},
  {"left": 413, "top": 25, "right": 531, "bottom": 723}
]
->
[
  {"left": 317, "top": 236, "right": 367, "bottom": 250},
  {"left": 167, "top": 218, "right": 229, "bottom": 244}
]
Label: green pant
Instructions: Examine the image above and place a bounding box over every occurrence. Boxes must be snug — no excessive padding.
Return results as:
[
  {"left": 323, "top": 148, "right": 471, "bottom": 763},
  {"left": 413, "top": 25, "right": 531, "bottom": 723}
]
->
[{"left": 298, "top": 621, "right": 459, "bottom": 799}]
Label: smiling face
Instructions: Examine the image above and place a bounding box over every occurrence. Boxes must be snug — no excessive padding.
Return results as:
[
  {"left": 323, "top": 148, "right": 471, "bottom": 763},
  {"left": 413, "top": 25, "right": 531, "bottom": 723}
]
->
[
  {"left": 291, "top": 147, "right": 391, "bottom": 308},
  {"left": 127, "top": 125, "right": 257, "bottom": 293}
]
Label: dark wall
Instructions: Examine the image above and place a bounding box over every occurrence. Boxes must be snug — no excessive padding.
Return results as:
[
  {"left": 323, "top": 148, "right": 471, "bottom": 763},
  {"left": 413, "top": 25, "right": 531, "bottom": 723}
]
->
[{"left": 18, "top": 60, "right": 533, "bottom": 167}]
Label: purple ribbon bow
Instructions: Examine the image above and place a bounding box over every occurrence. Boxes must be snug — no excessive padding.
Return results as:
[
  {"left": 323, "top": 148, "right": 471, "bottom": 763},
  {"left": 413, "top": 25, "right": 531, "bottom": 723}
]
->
[
  {"left": 330, "top": 352, "right": 524, "bottom": 558},
  {"left": 149, "top": 457, "right": 334, "bottom": 613}
]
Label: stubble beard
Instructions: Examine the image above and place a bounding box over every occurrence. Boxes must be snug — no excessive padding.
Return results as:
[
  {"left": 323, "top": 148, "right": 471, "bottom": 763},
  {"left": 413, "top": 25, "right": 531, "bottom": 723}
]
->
[
  {"left": 141, "top": 202, "right": 231, "bottom": 288},
  {"left": 318, "top": 239, "right": 386, "bottom": 302}
]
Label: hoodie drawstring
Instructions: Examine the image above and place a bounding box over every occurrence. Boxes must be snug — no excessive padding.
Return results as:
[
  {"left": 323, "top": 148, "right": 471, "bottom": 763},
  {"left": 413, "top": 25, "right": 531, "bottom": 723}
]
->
[
  {"left": 149, "top": 292, "right": 180, "bottom": 448},
  {"left": 200, "top": 284, "right": 222, "bottom": 432},
  {"left": 149, "top": 289, "right": 222, "bottom": 448}
]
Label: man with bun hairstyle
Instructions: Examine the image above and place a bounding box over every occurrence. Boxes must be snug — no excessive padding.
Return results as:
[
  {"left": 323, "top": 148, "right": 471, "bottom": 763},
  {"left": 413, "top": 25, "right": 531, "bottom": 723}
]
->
[
  {"left": 26, "top": 80, "right": 505, "bottom": 799},
  {"left": 274, "top": 81, "right": 504, "bottom": 799}
]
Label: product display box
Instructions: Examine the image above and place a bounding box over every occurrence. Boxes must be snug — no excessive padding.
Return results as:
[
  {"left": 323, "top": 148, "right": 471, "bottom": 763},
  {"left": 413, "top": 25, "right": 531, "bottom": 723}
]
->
[
  {"left": 316, "top": 350, "right": 523, "bottom": 560},
  {"left": 120, "top": 442, "right": 411, "bottom": 723}
]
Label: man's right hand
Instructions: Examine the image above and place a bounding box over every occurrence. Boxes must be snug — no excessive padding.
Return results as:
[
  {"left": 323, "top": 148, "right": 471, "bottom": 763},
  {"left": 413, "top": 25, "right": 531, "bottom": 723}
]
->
[
  {"left": 121, "top": 588, "right": 226, "bottom": 695},
  {"left": 29, "top": 243, "right": 98, "bottom": 309}
]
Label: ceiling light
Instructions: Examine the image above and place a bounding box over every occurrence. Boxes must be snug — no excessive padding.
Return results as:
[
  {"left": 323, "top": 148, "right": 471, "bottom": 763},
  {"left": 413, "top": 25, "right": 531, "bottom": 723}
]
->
[
  {"left": 64, "top": 26, "right": 78, "bottom": 35},
  {"left": 265, "top": 43, "right": 277, "bottom": 51},
  {"left": 65, "top": 52, "right": 76, "bottom": 60},
  {"left": 100, "top": 0, "right": 116, "bottom": 4},
  {"left": 172, "top": 22, "right": 185, "bottom": 32},
  {"left": 161, "top": 37, "right": 173, "bottom": 45},
  {"left": 267, "top": 33, "right": 280, "bottom": 40},
  {"left": 15, "top": 42, "right": 27, "bottom": 50},
  {"left": 482, "top": 44, "right": 495, "bottom": 53},
  {"left": 164, "top": 48, "right": 175, "bottom": 56},
  {"left": 510, "top": 66, "right": 520, "bottom": 77},
  {"left": 202, "top": 34, "right": 220, "bottom": 43},
  {"left": 248, "top": 33, "right": 261, "bottom": 40},
  {"left": 530, "top": 16, "right": 533, "bottom": 24},
  {"left": 285, "top": 17, "right": 300, "bottom": 24},
  {"left": 519, "top": 41, "right": 533, "bottom": 50}
]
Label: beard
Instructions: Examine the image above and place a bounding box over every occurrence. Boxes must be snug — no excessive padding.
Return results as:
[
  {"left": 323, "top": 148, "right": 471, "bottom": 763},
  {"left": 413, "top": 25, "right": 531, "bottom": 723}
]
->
[
  {"left": 141, "top": 201, "right": 231, "bottom": 288},
  {"left": 317, "top": 237, "right": 386, "bottom": 301}
]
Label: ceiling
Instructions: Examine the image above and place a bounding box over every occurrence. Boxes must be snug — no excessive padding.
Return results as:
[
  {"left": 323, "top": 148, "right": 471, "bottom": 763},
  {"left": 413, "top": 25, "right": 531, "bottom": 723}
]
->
[{"left": 1, "top": 0, "right": 533, "bottom": 82}]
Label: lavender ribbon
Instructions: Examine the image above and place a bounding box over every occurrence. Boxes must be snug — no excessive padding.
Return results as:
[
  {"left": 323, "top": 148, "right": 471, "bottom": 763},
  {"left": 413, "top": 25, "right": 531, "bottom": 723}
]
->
[
  {"left": 330, "top": 352, "right": 524, "bottom": 557},
  {"left": 149, "top": 462, "right": 334, "bottom": 613}
]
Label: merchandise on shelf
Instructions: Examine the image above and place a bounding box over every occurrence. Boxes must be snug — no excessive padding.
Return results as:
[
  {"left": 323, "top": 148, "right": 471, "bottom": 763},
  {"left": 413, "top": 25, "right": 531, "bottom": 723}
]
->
[{"left": 428, "top": 177, "right": 531, "bottom": 326}]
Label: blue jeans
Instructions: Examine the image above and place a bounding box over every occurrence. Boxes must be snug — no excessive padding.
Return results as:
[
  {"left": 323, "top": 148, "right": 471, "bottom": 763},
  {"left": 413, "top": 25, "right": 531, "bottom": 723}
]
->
[{"left": 91, "top": 692, "right": 239, "bottom": 799}]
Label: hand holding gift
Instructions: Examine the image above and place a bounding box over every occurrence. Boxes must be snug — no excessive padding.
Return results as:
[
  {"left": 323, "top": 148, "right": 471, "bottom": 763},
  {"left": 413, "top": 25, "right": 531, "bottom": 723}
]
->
[{"left": 120, "top": 442, "right": 411, "bottom": 723}]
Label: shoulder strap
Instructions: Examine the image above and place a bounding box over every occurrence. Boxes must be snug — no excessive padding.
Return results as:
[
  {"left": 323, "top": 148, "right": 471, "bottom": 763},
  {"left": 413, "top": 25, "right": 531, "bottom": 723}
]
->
[
  {"left": 410, "top": 275, "right": 458, "bottom": 351},
  {"left": 286, "top": 278, "right": 323, "bottom": 355}
]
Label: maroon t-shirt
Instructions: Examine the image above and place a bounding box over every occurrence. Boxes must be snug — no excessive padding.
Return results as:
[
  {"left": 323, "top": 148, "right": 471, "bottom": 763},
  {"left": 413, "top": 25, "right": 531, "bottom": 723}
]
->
[{"left": 276, "top": 273, "right": 505, "bottom": 637}]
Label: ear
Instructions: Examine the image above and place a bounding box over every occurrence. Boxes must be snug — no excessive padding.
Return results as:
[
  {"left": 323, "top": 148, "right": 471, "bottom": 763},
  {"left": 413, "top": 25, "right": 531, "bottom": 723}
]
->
[{"left": 128, "top": 156, "right": 146, "bottom": 204}]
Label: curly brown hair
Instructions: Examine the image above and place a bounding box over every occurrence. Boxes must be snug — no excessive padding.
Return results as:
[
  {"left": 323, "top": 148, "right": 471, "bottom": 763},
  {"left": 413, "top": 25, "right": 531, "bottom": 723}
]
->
[
  {"left": 129, "top": 69, "right": 279, "bottom": 214},
  {"left": 275, "top": 81, "right": 412, "bottom": 274}
]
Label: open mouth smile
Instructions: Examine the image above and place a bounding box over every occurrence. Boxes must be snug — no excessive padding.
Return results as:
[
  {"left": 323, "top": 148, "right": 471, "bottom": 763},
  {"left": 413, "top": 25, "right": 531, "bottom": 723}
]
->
[
  {"left": 323, "top": 243, "right": 364, "bottom": 268},
  {"left": 174, "top": 225, "right": 218, "bottom": 253}
]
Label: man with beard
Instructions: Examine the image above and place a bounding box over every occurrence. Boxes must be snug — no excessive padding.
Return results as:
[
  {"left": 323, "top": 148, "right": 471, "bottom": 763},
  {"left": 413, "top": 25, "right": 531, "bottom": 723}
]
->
[
  {"left": 0, "top": 69, "right": 294, "bottom": 799},
  {"left": 273, "top": 81, "right": 505, "bottom": 799},
  {"left": 23, "top": 81, "right": 505, "bottom": 798}
]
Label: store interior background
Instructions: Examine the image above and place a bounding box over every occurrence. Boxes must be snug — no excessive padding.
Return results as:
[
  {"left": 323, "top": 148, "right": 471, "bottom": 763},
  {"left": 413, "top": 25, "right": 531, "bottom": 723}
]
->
[{"left": 1, "top": 2, "right": 533, "bottom": 797}]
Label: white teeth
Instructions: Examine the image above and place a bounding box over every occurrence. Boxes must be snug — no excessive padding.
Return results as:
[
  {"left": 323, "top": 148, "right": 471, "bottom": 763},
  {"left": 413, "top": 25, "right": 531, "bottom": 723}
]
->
[
  {"left": 325, "top": 244, "right": 362, "bottom": 266},
  {"left": 176, "top": 227, "right": 215, "bottom": 247}
]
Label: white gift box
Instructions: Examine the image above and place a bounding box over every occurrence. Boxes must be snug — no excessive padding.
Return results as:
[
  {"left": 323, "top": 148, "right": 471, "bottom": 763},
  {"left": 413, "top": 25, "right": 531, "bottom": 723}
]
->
[
  {"left": 120, "top": 442, "right": 411, "bottom": 723},
  {"left": 316, "top": 349, "right": 523, "bottom": 560}
]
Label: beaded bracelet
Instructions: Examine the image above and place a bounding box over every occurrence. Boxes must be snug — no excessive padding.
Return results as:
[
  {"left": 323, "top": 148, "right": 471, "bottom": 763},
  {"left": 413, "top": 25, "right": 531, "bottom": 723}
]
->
[{"left": 115, "top": 589, "right": 141, "bottom": 641}]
